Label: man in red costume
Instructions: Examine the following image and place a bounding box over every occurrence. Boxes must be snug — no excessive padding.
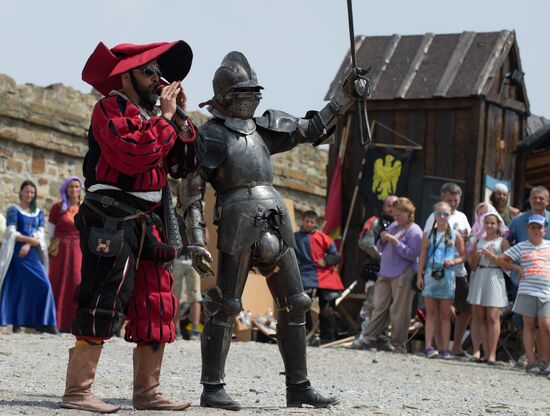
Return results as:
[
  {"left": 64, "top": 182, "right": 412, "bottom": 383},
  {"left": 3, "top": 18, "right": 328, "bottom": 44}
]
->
[{"left": 61, "top": 40, "right": 206, "bottom": 413}]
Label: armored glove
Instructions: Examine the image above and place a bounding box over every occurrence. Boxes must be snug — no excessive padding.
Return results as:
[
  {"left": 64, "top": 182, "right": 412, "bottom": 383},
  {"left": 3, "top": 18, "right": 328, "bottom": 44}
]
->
[
  {"left": 188, "top": 245, "right": 214, "bottom": 278},
  {"left": 343, "top": 68, "right": 370, "bottom": 99}
]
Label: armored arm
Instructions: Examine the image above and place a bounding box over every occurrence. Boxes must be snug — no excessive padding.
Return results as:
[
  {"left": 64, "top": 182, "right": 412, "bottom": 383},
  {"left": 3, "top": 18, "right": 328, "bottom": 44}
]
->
[
  {"left": 298, "top": 90, "right": 354, "bottom": 144},
  {"left": 256, "top": 71, "right": 369, "bottom": 153},
  {"left": 177, "top": 171, "right": 214, "bottom": 277},
  {"left": 299, "top": 70, "right": 369, "bottom": 145},
  {"left": 358, "top": 219, "right": 382, "bottom": 262},
  {"left": 177, "top": 171, "right": 207, "bottom": 247}
]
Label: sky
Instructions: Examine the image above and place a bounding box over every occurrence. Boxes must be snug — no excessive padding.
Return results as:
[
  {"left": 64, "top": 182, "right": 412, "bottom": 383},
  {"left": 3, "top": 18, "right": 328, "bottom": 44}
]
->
[{"left": 1, "top": 0, "right": 548, "bottom": 117}]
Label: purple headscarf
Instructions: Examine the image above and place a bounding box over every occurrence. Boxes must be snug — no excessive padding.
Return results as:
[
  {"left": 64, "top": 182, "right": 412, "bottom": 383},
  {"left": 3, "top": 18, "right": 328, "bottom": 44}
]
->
[{"left": 59, "top": 176, "right": 83, "bottom": 213}]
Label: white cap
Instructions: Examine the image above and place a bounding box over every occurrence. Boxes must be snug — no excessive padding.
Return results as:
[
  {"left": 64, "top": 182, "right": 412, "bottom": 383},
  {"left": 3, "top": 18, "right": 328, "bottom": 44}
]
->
[{"left": 493, "top": 183, "right": 508, "bottom": 193}]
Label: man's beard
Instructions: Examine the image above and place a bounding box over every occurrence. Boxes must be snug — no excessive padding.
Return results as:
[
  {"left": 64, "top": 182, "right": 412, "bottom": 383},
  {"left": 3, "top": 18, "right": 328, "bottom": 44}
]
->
[
  {"left": 129, "top": 72, "right": 157, "bottom": 110},
  {"left": 493, "top": 198, "right": 508, "bottom": 213}
]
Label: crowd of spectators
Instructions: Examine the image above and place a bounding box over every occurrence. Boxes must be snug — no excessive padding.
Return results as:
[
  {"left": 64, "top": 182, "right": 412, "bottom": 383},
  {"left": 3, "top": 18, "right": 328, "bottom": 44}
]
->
[{"left": 350, "top": 182, "right": 550, "bottom": 379}]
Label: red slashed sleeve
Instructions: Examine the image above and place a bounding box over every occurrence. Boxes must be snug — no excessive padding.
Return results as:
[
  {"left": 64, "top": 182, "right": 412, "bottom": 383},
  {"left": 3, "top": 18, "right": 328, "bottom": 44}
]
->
[{"left": 91, "top": 96, "right": 177, "bottom": 176}]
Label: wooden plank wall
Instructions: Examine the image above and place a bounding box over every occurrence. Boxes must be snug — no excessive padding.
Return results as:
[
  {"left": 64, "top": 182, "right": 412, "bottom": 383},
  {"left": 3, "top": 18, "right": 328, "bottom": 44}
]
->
[
  {"left": 525, "top": 149, "right": 550, "bottom": 190},
  {"left": 330, "top": 97, "right": 526, "bottom": 285},
  {"left": 333, "top": 99, "right": 481, "bottom": 285},
  {"left": 483, "top": 103, "right": 523, "bottom": 199}
]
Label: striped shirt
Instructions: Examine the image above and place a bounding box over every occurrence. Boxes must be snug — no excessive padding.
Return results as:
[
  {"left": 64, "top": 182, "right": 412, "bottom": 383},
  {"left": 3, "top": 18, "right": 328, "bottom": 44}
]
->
[{"left": 504, "top": 240, "right": 550, "bottom": 299}]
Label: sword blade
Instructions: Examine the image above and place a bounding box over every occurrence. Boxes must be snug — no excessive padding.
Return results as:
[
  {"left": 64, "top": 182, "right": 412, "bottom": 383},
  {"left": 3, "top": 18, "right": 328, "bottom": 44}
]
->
[{"left": 346, "top": 0, "right": 366, "bottom": 145}]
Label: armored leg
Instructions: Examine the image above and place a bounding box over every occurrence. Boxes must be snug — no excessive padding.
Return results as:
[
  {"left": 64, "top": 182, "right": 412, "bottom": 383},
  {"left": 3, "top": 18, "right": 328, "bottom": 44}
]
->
[
  {"left": 265, "top": 248, "right": 338, "bottom": 408},
  {"left": 200, "top": 250, "right": 251, "bottom": 411}
]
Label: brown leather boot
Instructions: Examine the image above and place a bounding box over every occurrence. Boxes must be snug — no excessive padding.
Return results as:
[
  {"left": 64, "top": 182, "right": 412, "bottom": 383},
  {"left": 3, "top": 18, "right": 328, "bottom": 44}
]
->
[
  {"left": 61, "top": 345, "right": 121, "bottom": 413},
  {"left": 132, "top": 343, "right": 191, "bottom": 411}
]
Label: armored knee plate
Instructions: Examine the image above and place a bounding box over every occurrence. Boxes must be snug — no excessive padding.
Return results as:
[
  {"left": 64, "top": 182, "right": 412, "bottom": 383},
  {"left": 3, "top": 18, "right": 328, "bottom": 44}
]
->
[
  {"left": 274, "top": 292, "right": 311, "bottom": 327},
  {"left": 203, "top": 286, "right": 242, "bottom": 320},
  {"left": 288, "top": 292, "right": 312, "bottom": 314}
]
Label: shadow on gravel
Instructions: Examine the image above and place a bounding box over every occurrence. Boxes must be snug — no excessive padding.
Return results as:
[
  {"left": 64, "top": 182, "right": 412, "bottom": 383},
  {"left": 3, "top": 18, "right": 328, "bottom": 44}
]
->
[
  {"left": 0, "top": 398, "right": 59, "bottom": 410},
  {"left": 0, "top": 396, "right": 130, "bottom": 411}
]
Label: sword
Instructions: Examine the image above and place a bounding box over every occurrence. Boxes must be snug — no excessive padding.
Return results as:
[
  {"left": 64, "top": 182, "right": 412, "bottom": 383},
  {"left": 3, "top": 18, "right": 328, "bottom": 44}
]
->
[{"left": 346, "top": 0, "right": 372, "bottom": 147}]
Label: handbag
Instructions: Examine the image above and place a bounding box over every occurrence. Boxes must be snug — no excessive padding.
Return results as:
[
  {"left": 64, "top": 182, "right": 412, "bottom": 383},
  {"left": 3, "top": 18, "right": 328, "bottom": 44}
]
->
[{"left": 48, "top": 238, "right": 60, "bottom": 257}]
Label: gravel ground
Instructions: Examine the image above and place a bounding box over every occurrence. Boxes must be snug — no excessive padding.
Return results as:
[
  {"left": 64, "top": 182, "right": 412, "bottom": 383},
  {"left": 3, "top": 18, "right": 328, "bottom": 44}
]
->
[{"left": 0, "top": 332, "right": 549, "bottom": 416}]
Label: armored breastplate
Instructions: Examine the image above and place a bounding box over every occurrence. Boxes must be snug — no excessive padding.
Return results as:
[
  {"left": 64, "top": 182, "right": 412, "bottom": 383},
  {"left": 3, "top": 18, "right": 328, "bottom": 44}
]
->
[
  {"left": 209, "top": 129, "right": 274, "bottom": 193},
  {"left": 201, "top": 124, "right": 295, "bottom": 255}
]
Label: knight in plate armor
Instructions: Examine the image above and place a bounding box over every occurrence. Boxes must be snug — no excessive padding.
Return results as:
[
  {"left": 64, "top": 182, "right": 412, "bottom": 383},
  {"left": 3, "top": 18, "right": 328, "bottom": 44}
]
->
[{"left": 178, "top": 51, "right": 368, "bottom": 410}]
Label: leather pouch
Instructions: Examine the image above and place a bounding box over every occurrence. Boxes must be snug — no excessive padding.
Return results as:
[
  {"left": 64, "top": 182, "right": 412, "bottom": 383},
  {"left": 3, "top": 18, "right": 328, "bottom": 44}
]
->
[
  {"left": 48, "top": 238, "right": 60, "bottom": 257},
  {"left": 88, "top": 226, "right": 124, "bottom": 257}
]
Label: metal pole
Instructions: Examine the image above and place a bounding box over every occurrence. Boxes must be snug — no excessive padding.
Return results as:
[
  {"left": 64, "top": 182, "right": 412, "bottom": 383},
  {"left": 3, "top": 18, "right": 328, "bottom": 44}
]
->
[{"left": 346, "top": 0, "right": 366, "bottom": 146}]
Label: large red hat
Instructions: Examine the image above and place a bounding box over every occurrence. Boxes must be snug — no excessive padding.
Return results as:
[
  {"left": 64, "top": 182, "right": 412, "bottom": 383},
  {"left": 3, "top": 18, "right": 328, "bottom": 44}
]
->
[{"left": 82, "top": 40, "right": 193, "bottom": 96}]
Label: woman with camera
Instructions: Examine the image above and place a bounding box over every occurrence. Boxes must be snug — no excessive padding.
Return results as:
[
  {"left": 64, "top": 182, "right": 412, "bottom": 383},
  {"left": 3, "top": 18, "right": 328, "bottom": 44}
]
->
[{"left": 417, "top": 202, "right": 465, "bottom": 359}]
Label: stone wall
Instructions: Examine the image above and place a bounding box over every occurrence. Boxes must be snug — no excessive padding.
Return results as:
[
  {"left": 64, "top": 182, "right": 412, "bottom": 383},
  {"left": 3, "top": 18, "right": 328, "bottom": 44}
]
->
[
  {"left": 0, "top": 74, "right": 327, "bottom": 222},
  {"left": 272, "top": 145, "right": 327, "bottom": 215},
  {"left": 0, "top": 75, "right": 92, "bottom": 214}
]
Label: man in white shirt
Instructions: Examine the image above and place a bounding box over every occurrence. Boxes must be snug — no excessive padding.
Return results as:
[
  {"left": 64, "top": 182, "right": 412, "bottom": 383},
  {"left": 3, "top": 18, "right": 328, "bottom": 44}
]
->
[{"left": 424, "top": 182, "right": 472, "bottom": 356}]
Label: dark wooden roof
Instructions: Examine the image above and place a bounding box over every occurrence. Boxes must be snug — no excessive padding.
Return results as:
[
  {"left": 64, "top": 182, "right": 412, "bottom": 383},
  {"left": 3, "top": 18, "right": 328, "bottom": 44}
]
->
[
  {"left": 517, "top": 115, "right": 550, "bottom": 153},
  {"left": 326, "top": 30, "right": 525, "bottom": 101}
]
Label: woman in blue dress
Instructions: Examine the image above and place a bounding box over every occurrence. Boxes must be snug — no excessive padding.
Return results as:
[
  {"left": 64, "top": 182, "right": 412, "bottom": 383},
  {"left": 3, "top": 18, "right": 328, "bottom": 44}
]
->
[
  {"left": 417, "top": 201, "right": 465, "bottom": 359},
  {"left": 0, "top": 180, "right": 57, "bottom": 333}
]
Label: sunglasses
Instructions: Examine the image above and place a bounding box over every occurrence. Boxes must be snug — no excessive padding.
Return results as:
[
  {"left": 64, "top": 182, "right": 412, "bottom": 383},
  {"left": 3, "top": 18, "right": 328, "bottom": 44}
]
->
[
  {"left": 134, "top": 65, "right": 163, "bottom": 77},
  {"left": 434, "top": 212, "right": 450, "bottom": 218}
]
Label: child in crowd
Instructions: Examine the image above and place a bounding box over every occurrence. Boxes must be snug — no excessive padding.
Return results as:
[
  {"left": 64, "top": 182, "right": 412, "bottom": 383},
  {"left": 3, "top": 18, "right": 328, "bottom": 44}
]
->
[
  {"left": 417, "top": 202, "right": 465, "bottom": 359},
  {"left": 468, "top": 212, "right": 510, "bottom": 364},
  {"left": 497, "top": 214, "right": 550, "bottom": 375},
  {"left": 466, "top": 202, "right": 496, "bottom": 254}
]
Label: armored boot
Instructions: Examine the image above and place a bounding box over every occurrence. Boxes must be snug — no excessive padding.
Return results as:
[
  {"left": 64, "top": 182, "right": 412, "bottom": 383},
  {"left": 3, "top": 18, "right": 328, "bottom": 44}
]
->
[
  {"left": 132, "top": 343, "right": 191, "bottom": 410},
  {"left": 277, "top": 324, "right": 338, "bottom": 408},
  {"left": 287, "top": 381, "right": 339, "bottom": 408},
  {"left": 199, "top": 320, "right": 241, "bottom": 411},
  {"left": 61, "top": 345, "right": 121, "bottom": 413}
]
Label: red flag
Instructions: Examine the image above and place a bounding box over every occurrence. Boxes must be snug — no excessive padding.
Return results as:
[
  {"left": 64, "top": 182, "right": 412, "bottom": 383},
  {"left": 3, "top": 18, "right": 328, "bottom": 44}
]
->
[
  {"left": 323, "top": 157, "right": 343, "bottom": 244},
  {"left": 323, "top": 117, "right": 352, "bottom": 249}
]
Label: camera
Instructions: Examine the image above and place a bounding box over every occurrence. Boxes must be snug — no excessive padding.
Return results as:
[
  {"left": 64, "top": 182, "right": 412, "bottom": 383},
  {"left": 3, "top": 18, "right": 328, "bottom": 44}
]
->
[{"left": 431, "top": 266, "right": 445, "bottom": 280}]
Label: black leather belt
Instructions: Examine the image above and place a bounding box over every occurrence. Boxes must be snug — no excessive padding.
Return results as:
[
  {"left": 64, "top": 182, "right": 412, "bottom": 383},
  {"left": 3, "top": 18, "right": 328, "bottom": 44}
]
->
[{"left": 85, "top": 192, "right": 146, "bottom": 215}]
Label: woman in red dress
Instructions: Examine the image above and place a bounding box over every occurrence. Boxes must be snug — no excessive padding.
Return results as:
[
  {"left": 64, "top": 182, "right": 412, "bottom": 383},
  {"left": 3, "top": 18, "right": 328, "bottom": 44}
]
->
[{"left": 48, "top": 176, "right": 83, "bottom": 332}]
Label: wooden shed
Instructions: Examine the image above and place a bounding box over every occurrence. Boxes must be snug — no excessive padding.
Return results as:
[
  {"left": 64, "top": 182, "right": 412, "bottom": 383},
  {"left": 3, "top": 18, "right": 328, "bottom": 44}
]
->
[
  {"left": 325, "top": 30, "right": 530, "bottom": 286},
  {"left": 516, "top": 115, "right": 550, "bottom": 193}
]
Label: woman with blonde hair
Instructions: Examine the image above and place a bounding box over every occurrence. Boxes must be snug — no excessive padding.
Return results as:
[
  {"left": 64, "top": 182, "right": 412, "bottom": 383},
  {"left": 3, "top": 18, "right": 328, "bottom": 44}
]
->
[
  {"left": 357, "top": 197, "right": 423, "bottom": 353},
  {"left": 48, "top": 176, "right": 83, "bottom": 332}
]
